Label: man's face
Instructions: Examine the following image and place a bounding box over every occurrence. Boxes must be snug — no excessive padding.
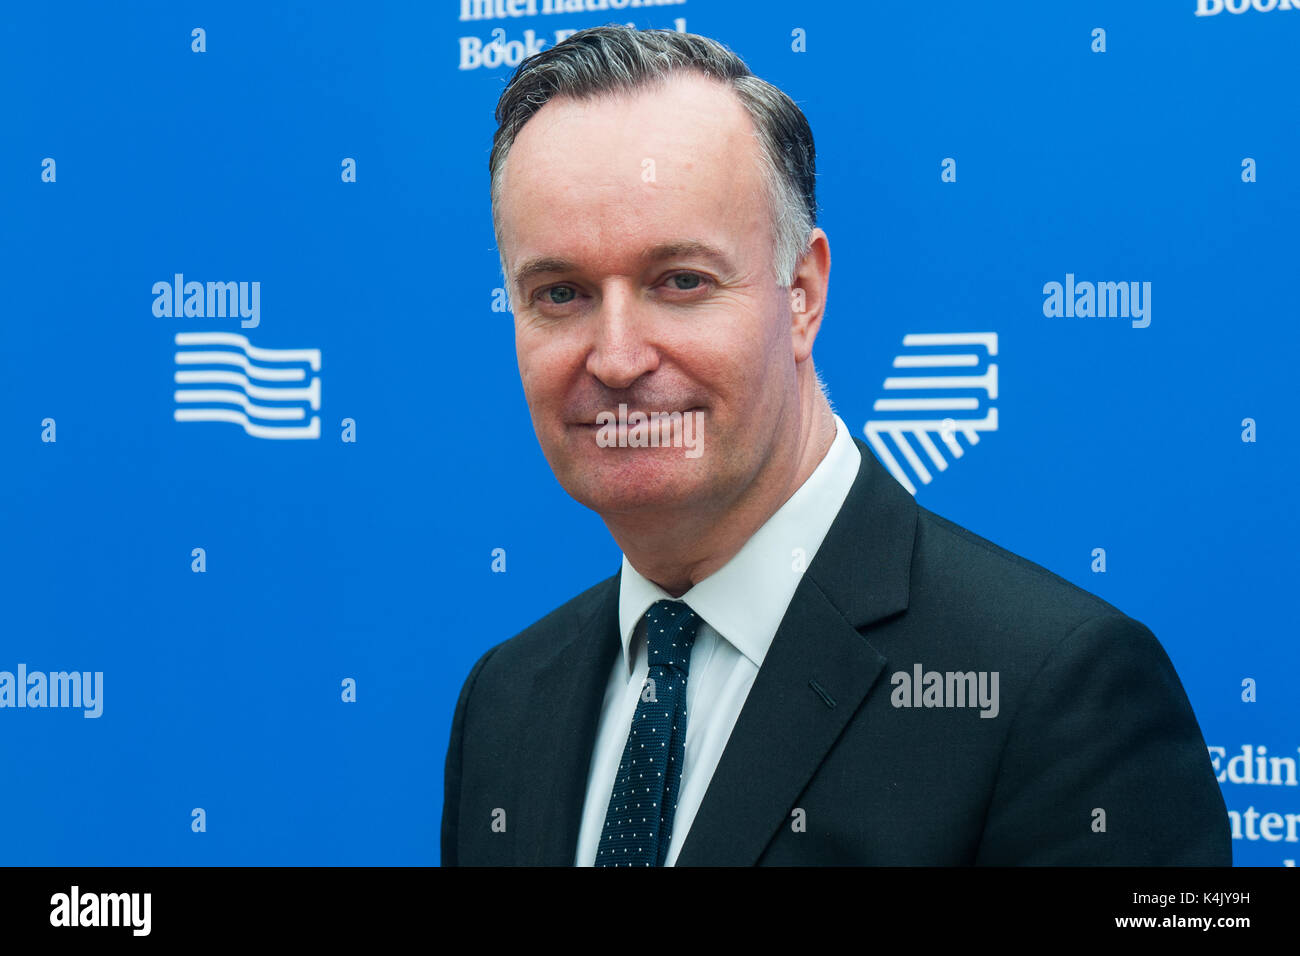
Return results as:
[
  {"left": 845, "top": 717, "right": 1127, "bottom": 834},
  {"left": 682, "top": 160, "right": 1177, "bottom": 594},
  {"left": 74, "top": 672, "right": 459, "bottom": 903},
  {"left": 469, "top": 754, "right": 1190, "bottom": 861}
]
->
[{"left": 496, "top": 72, "right": 801, "bottom": 518}]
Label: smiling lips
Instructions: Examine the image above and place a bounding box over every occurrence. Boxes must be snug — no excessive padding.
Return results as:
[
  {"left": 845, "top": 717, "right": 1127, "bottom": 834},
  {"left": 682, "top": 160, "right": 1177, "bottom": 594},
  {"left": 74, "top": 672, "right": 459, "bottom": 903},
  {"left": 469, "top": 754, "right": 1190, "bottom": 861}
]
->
[
  {"left": 574, "top": 408, "right": 707, "bottom": 429},
  {"left": 571, "top": 408, "right": 704, "bottom": 427}
]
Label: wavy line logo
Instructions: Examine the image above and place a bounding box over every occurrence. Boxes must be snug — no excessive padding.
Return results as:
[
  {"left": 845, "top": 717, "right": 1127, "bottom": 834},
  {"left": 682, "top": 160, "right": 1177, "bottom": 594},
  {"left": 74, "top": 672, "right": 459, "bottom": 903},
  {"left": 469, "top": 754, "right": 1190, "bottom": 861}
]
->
[
  {"left": 172, "top": 332, "right": 321, "bottom": 439},
  {"left": 863, "top": 332, "right": 998, "bottom": 496}
]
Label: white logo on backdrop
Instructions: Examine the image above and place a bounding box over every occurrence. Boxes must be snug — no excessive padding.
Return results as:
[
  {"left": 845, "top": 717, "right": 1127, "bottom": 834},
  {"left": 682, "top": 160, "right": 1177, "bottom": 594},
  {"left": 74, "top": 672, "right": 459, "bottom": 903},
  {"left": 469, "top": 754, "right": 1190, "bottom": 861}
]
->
[
  {"left": 172, "top": 332, "right": 321, "bottom": 440},
  {"left": 864, "top": 332, "right": 998, "bottom": 496}
]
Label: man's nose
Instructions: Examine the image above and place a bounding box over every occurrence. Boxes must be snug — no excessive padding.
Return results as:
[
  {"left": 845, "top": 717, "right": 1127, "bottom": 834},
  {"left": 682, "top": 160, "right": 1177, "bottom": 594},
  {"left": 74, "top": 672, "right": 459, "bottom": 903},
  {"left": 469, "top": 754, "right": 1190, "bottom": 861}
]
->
[{"left": 584, "top": 287, "right": 659, "bottom": 390}]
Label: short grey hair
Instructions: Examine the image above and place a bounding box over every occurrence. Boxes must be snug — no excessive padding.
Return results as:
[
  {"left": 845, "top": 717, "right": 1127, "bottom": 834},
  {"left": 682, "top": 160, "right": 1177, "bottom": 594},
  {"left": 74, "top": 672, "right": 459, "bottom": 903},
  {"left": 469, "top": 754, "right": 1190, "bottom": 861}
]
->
[{"left": 489, "top": 24, "right": 817, "bottom": 297}]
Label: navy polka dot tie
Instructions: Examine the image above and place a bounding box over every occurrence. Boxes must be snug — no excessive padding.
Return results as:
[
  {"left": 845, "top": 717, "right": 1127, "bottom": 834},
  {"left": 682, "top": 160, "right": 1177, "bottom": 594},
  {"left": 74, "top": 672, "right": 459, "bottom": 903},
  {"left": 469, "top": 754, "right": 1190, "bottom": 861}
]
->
[{"left": 595, "top": 599, "right": 701, "bottom": 867}]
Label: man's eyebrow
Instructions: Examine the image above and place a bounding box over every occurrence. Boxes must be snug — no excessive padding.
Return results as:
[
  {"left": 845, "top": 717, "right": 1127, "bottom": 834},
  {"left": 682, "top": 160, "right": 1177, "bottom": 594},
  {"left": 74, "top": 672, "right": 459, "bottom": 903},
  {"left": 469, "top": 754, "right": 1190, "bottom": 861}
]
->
[
  {"left": 512, "top": 256, "right": 576, "bottom": 289},
  {"left": 511, "top": 241, "right": 735, "bottom": 292},
  {"left": 638, "top": 240, "right": 734, "bottom": 271}
]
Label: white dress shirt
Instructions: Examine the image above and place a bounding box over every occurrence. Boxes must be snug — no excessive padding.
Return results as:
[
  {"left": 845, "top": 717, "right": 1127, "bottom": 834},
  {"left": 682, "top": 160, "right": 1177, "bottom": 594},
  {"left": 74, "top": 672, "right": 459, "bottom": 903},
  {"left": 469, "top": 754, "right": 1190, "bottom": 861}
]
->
[{"left": 574, "top": 413, "right": 863, "bottom": 865}]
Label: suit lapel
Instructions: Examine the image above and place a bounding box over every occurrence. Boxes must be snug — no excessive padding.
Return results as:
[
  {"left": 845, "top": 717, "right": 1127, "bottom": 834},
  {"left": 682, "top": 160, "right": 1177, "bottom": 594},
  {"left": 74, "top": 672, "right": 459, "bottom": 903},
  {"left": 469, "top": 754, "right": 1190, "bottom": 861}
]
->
[
  {"left": 514, "top": 573, "right": 622, "bottom": 865},
  {"left": 675, "top": 439, "right": 917, "bottom": 865}
]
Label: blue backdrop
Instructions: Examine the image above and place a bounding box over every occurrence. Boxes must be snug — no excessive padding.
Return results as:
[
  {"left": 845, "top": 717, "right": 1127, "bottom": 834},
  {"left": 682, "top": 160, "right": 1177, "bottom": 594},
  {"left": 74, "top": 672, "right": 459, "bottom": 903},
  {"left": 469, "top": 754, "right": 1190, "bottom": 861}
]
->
[{"left": 1, "top": 0, "right": 1295, "bottom": 866}]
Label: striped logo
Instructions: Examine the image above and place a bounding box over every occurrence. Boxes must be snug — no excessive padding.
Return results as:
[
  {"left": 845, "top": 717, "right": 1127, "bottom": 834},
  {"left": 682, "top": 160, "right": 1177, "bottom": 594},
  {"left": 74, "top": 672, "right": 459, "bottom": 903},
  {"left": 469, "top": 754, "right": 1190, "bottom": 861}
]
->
[
  {"left": 172, "top": 332, "right": 321, "bottom": 439},
  {"left": 863, "top": 333, "right": 998, "bottom": 495}
]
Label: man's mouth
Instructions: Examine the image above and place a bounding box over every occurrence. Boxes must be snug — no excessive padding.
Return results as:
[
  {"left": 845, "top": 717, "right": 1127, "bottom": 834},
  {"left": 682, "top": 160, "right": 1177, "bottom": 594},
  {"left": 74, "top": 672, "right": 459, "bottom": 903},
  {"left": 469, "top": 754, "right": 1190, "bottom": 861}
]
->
[{"left": 570, "top": 407, "right": 705, "bottom": 427}]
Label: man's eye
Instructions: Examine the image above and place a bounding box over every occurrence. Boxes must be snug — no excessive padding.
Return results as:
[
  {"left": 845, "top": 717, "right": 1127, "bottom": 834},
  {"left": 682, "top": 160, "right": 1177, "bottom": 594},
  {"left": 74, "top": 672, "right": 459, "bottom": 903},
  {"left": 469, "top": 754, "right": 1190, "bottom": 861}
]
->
[
  {"left": 668, "top": 273, "right": 703, "bottom": 291},
  {"left": 545, "top": 285, "right": 576, "bottom": 304}
]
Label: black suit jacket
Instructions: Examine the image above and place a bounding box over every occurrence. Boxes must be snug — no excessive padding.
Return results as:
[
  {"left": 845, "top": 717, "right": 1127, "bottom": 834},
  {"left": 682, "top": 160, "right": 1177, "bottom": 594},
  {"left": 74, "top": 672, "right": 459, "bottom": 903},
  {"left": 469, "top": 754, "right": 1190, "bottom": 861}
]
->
[{"left": 441, "top": 438, "right": 1231, "bottom": 865}]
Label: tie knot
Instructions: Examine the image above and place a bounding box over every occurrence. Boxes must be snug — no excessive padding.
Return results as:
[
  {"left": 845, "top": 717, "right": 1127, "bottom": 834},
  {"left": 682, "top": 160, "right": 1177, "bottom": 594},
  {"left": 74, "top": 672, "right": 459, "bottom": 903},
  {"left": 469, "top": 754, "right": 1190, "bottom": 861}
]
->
[{"left": 642, "top": 599, "right": 700, "bottom": 673}]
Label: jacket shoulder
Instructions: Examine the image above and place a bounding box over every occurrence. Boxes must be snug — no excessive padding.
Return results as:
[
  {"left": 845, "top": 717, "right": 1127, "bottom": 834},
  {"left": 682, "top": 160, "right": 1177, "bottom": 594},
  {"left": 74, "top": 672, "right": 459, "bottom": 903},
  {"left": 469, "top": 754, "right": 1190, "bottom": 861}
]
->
[
  {"left": 470, "top": 572, "right": 618, "bottom": 682},
  {"left": 910, "top": 502, "right": 1131, "bottom": 645}
]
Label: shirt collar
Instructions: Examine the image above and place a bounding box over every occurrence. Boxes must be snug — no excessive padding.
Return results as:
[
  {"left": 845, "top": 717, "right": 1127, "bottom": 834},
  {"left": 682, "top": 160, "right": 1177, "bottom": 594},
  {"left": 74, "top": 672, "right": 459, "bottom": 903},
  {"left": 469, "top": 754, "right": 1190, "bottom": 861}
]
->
[{"left": 617, "top": 413, "right": 862, "bottom": 674}]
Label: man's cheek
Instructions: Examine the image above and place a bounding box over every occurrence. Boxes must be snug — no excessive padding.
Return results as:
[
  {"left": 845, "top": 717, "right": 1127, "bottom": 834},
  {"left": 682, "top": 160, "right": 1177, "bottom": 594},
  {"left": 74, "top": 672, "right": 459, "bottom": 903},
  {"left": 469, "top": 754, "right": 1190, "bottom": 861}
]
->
[{"left": 517, "top": 360, "right": 549, "bottom": 404}]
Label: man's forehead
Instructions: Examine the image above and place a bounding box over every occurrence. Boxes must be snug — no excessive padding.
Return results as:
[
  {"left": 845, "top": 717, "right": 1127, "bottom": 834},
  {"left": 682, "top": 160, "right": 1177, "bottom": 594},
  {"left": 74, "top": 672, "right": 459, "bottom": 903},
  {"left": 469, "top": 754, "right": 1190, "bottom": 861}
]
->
[
  {"left": 515, "top": 71, "right": 756, "bottom": 158},
  {"left": 497, "top": 72, "right": 768, "bottom": 278}
]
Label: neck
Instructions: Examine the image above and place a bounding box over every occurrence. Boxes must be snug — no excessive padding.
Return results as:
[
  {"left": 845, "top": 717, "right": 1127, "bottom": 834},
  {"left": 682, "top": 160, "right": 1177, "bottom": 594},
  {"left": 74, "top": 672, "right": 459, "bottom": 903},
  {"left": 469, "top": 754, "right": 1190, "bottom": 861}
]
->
[{"left": 605, "top": 394, "right": 837, "bottom": 597}]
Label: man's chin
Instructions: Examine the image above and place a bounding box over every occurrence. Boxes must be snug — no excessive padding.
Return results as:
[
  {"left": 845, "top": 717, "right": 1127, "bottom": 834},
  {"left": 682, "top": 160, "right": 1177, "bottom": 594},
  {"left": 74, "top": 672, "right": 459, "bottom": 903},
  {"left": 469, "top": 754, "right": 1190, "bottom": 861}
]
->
[{"left": 556, "top": 451, "right": 710, "bottom": 515}]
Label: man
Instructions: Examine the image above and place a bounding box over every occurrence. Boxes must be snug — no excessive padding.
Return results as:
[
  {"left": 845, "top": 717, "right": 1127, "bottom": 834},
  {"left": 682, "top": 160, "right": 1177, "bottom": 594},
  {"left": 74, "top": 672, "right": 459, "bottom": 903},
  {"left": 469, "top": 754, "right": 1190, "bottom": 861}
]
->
[{"left": 441, "top": 24, "right": 1230, "bottom": 866}]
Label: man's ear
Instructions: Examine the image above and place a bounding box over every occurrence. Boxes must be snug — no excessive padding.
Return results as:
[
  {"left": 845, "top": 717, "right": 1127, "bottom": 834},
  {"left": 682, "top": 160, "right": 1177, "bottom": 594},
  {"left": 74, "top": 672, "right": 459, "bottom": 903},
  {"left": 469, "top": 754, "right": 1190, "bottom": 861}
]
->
[{"left": 790, "top": 228, "right": 830, "bottom": 363}]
